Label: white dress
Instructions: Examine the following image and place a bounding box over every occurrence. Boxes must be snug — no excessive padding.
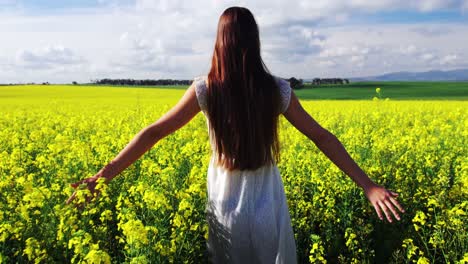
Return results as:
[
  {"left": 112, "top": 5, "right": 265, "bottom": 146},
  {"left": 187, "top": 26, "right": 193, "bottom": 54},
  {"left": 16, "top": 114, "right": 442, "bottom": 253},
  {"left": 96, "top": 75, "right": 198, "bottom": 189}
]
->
[{"left": 193, "top": 75, "right": 297, "bottom": 264}]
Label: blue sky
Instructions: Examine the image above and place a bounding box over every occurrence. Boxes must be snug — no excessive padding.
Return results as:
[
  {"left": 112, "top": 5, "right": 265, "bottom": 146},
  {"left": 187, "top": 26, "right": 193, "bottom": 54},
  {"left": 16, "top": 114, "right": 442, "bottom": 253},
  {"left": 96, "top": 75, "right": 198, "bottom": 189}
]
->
[{"left": 0, "top": 0, "right": 467, "bottom": 83}]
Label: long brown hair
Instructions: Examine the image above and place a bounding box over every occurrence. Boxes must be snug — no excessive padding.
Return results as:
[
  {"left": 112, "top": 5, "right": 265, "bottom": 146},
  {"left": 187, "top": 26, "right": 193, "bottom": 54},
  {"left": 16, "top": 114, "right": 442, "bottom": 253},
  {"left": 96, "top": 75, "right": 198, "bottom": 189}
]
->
[{"left": 207, "top": 6, "right": 281, "bottom": 171}]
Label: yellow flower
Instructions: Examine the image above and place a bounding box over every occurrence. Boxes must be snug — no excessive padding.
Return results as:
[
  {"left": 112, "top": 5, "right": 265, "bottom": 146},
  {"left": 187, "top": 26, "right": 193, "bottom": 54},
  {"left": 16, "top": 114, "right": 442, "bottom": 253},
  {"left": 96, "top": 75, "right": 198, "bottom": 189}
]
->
[
  {"left": 23, "top": 238, "right": 47, "bottom": 263},
  {"left": 84, "top": 246, "right": 112, "bottom": 264},
  {"left": 119, "top": 219, "right": 149, "bottom": 247},
  {"left": 417, "top": 256, "right": 430, "bottom": 264}
]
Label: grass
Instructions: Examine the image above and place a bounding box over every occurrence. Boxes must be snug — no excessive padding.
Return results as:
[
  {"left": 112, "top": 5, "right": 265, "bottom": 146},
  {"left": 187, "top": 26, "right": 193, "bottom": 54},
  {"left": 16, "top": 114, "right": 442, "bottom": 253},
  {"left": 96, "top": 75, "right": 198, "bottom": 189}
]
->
[
  {"left": 295, "top": 81, "right": 468, "bottom": 100},
  {"left": 1, "top": 81, "right": 467, "bottom": 101}
]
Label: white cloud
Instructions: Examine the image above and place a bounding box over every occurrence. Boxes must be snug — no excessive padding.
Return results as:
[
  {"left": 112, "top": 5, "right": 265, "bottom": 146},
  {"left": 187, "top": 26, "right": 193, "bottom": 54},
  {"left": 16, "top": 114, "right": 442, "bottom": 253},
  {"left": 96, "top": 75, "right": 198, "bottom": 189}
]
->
[
  {"left": 15, "top": 45, "right": 84, "bottom": 69},
  {"left": 1, "top": 1, "right": 468, "bottom": 82},
  {"left": 317, "top": 59, "right": 337, "bottom": 68},
  {"left": 0, "top": 55, "right": 12, "bottom": 71},
  {"left": 439, "top": 54, "right": 459, "bottom": 65},
  {"left": 398, "top": 44, "right": 418, "bottom": 55},
  {"left": 411, "top": 26, "right": 453, "bottom": 37},
  {"left": 350, "top": 55, "right": 364, "bottom": 63},
  {"left": 262, "top": 25, "right": 326, "bottom": 63},
  {"left": 112, "top": 34, "right": 169, "bottom": 72},
  {"left": 318, "top": 44, "right": 375, "bottom": 59},
  {"left": 312, "top": 23, "right": 468, "bottom": 77},
  {"left": 462, "top": 0, "right": 468, "bottom": 11},
  {"left": 420, "top": 53, "right": 436, "bottom": 62},
  {"left": 418, "top": 0, "right": 451, "bottom": 11}
]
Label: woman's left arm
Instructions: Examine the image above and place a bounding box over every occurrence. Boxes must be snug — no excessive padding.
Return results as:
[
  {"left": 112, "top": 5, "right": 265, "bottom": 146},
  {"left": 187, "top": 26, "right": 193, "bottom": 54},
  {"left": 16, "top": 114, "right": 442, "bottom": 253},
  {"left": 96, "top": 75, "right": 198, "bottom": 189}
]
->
[{"left": 66, "top": 82, "right": 200, "bottom": 204}]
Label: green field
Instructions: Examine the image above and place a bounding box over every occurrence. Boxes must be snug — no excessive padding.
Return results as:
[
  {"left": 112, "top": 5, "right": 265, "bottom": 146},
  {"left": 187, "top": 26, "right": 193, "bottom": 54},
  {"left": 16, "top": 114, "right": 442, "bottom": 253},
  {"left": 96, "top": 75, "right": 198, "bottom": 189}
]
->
[
  {"left": 296, "top": 81, "right": 468, "bottom": 100},
  {"left": 3, "top": 81, "right": 466, "bottom": 101},
  {"left": 0, "top": 84, "right": 467, "bottom": 263}
]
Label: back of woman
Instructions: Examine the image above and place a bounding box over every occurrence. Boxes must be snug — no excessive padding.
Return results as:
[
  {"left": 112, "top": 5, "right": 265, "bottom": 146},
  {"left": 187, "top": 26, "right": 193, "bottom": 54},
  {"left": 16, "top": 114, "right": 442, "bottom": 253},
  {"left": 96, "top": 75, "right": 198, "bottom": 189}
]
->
[
  {"left": 193, "top": 75, "right": 296, "bottom": 263},
  {"left": 192, "top": 6, "right": 298, "bottom": 263}
]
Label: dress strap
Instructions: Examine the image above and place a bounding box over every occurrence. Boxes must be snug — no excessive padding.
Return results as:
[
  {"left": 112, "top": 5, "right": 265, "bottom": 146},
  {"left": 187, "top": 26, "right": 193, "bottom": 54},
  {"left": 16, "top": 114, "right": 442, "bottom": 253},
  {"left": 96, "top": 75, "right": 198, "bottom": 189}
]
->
[
  {"left": 193, "top": 75, "right": 208, "bottom": 111},
  {"left": 274, "top": 76, "right": 292, "bottom": 114}
]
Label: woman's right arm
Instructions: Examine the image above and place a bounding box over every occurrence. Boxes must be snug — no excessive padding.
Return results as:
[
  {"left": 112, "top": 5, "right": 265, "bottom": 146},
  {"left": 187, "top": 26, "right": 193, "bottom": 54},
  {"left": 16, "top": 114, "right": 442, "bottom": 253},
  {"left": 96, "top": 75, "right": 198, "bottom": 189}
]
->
[
  {"left": 282, "top": 91, "right": 405, "bottom": 223},
  {"left": 66, "top": 83, "right": 201, "bottom": 205}
]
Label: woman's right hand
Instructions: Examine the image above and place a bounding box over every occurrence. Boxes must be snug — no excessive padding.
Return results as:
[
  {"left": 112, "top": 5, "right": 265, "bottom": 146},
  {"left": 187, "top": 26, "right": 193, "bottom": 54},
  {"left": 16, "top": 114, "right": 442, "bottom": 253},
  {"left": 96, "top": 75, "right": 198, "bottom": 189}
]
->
[
  {"left": 66, "top": 174, "right": 101, "bottom": 205},
  {"left": 364, "top": 183, "right": 405, "bottom": 223}
]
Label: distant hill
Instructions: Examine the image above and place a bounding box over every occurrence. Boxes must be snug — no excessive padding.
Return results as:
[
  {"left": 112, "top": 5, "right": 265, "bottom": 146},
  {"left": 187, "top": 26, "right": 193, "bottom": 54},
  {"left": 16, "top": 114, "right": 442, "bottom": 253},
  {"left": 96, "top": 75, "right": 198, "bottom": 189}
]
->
[{"left": 349, "top": 68, "right": 468, "bottom": 82}]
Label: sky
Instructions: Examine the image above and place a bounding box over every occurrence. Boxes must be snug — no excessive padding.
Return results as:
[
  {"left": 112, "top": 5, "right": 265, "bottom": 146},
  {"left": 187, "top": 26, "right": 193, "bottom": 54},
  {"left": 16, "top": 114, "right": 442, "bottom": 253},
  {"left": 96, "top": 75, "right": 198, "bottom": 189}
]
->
[{"left": 0, "top": 0, "right": 467, "bottom": 83}]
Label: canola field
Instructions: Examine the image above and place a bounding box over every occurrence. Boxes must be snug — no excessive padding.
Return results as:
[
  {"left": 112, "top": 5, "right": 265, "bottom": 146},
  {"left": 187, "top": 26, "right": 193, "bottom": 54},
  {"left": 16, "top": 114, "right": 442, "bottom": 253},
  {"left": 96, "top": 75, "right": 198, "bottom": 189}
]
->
[{"left": 0, "top": 84, "right": 467, "bottom": 263}]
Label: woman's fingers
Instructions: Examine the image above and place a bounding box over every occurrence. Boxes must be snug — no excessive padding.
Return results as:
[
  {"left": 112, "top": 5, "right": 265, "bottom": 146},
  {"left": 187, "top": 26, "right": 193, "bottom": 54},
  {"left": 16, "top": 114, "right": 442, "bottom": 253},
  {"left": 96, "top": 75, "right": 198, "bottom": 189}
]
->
[
  {"left": 66, "top": 178, "right": 99, "bottom": 206},
  {"left": 366, "top": 186, "right": 405, "bottom": 223},
  {"left": 85, "top": 194, "right": 93, "bottom": 204},
  {"left": 70, "top": 177, "right": 96, "bottom": 189},
  {"left": 70, "top": 178, "right": 88, "bottom": 189},
  {"left": 66, "top": 191, "right": 77, "bottom": 204},
  {"left": 389, "top": 196, "right": 405, "bottom": 213},
  {"left": 378, "top": 201, "right": 393, "bottom": 223},
  {"left": 373, "top": 202, "right": 384, "bottom": 221},
  {"left": 66, "top": 188, "right": 98, "bottom": 206},
  {"left": 70, "top": 180, "right": 84, "bottom": 188},
  {"left": 384, "top": 200, "right": 400, "bottom": 221}
]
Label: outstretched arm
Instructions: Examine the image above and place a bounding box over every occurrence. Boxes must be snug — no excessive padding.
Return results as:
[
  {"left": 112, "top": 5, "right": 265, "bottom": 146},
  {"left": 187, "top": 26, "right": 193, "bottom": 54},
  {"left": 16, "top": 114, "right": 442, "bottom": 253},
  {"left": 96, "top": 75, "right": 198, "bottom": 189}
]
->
[
  {"left": 282, "top": 91, "right": 405, "bottom": 222},
  {"left": 66, "top": 82, "right": 201, "bottom": 204}
]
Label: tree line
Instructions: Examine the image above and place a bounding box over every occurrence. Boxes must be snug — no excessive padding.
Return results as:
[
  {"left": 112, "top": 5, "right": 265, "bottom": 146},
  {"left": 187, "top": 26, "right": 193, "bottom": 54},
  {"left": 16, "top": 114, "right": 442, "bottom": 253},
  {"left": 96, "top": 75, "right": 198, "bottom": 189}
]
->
[
  {"left": 287, "top": 77, "right": 351, "bottom": 89},
  {"left": 89, "top": 77, "right": 350, "bottom": 89},
  {"left": 92, "top": 79, "right": 192, "bottom": 86},
  {"left": 1, "top": 77, "right": 350, "bottom": 88},
  {"left": 312, "top": 78, "right": 350, "bottom": 85}
]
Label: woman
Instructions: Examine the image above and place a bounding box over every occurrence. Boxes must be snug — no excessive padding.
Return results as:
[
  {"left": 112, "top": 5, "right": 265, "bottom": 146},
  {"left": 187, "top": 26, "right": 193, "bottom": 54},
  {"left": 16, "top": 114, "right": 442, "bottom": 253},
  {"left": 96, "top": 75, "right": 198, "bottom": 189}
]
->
[{"left": 67, "top": 6, "right": 404, "bottom": 263}]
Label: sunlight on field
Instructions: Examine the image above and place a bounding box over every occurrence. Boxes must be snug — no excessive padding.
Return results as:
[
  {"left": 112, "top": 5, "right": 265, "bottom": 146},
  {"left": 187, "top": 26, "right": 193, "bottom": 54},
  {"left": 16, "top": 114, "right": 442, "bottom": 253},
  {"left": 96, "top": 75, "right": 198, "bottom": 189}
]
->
[{"left": 0, "top": 85, "right": 467, "bottom": 263}]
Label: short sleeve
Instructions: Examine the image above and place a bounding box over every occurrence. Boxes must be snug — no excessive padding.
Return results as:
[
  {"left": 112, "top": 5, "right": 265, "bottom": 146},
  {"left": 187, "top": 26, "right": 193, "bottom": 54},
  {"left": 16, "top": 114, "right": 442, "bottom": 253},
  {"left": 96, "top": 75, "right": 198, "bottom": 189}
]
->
[
  {"left": 193, "top": 75, "right": 208, "bottom": 111},
  {"left": 274, "top": 76, "right": 292, "bottom": 114}
]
